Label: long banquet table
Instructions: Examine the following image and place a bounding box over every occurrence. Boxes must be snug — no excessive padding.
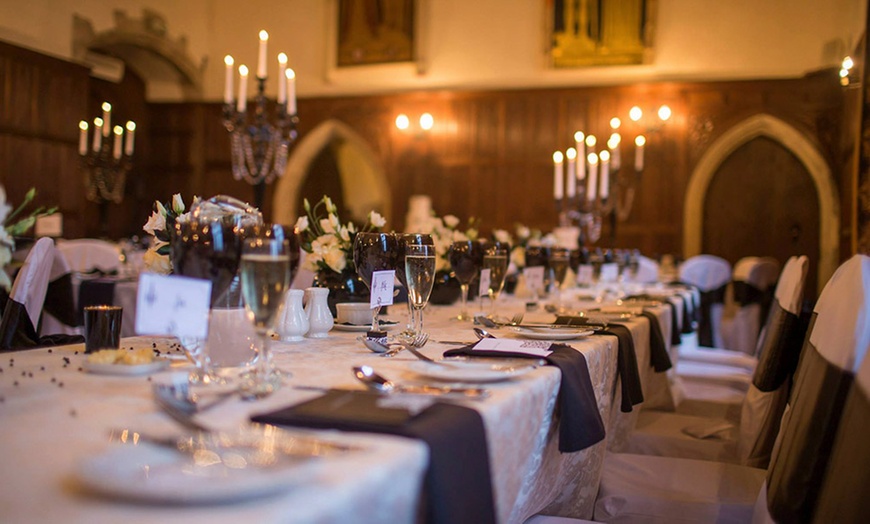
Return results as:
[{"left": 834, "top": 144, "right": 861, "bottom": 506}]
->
[{"left": 0, "top": 288, "right": 685, "bottom": 524}]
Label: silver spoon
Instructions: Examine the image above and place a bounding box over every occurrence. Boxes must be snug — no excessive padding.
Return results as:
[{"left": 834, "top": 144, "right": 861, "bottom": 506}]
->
[
  {"left": 353, "top": 365, "right": 394, "bottom": 393},
  {"left": 473, "top": 327, "right": 496, "bottom": 340},
  {"left": 352, "top": 365, "right": 489, "bottom": 399},
  {"left": 358, "top": 336, "right": 396, "bottom": 354}
]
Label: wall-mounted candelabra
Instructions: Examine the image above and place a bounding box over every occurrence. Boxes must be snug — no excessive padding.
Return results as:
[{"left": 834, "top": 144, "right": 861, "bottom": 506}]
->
[
  {"left": 78, "top": 103, "right": 135, "bottom": 235},
  {"left": 552, "top": 104, "right": 670, "bottom": 246},
  {"left": 222, "top": 30, "right": 299, "bottom": 210}
]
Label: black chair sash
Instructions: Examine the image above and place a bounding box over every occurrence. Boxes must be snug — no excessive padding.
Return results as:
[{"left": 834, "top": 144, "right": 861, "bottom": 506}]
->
[
  {"left": 253, "top": 391, "right": 497, "bottom": 524},
  {"left": 732, "top": 280, "right": 765, "bottom": 305},
  {"left": 811, "top": 382, "right": 870, "bottom": 523},
  {"left": 697, "top": 284, "right": 727, "bottom": 347},
  {"left": 767, "top": 317, "right": 854, "bottom": 523},
  {"left": 752, "top": 302, "right": 808, "bottom": 392},
  {"left": 0, "top": 299, "right": 84, "bottom": 351},
  {"left": 43, "top": 273, "right": 78, "bottom": 327}
]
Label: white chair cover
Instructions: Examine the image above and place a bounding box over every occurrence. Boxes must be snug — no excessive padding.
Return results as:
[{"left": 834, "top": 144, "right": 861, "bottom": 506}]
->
[
  {"left": 592, "top": 256, "right": 862, "bottom": 524},
  {"left": 7, "top": 237, "right": 55, "bottom": 328},
  {"left": 56, "top": 238, "right": 121, "bottom": 273},
  {"left": 626, "top": 257, "right": 808, "bottom": 468},
  {"left": 721, "top": 257, "right": 781, "bottom": 355},
  {"left": 679, "top": 255, "right": 731, "bottom": 348}
]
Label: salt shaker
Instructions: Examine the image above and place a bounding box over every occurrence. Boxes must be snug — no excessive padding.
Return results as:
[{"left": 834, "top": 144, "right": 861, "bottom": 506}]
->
[
  {"left": 305, "top": 287, "right": 334, "bottom": 338},
  {"left": 277, "top": 289, "right": 309, "bottom": 342}
]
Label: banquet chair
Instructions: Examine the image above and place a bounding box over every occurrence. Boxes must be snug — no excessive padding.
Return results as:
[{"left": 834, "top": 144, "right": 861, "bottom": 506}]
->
[
  {"left": 56, "top": 238, "right": 121, "bottom": 273},
  {"left": 587, "top": 254, "right": 870, "bottom": 523},
  {"left": 672, "top": 257, "right": 808, "bottom": 416},
  {"left": 630, "top": 255, "right": 659, "bottom": 284},
  {"left": 37, "top": 247, "right": 81, "bottom": 336},
  {"left": 720, "top": 256, "right": 781, "bottom": 355},
  {"left": 0, "top": 238, "right": 55, "bottom": 349},
  {"left": 678, "top": 255, "right": 731, "bottom": 348},
  {"left": 622, "top": 256, "right": 809, "bottom": 466}
]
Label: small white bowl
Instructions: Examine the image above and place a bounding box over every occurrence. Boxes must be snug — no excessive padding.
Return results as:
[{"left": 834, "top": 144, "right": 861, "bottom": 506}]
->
[{"left": 335, "top": 302, "right": 372, "bottom": 325}]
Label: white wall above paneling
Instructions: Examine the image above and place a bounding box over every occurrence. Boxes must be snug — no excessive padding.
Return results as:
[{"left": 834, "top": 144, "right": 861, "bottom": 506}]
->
[{"left": 0, "top": 0, "right": 865, "bottom": 101}]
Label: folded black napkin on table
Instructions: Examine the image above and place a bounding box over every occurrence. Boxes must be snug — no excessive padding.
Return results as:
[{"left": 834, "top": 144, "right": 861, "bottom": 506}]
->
[
  {"left": 442, "top": 343, "right": 606, "bottom": 452},
  {"left": 252, "top": 389, "right": 496, "bottom": 524},
  {"left": 554, "top": 316, "right": 644, "bottom": 413},
  {"left": 625, "top": 294, "right": 682, "bottom": 345},
  {"left": 636, "top": 311, "right": 673, "bottom": 373}
]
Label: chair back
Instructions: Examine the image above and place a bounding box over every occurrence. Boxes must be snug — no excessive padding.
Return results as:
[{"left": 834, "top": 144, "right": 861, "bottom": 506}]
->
[
  {"left": 0, "top": 238, "right": 55, "bottom": 349},
  {"left": 631, "top": 256, "right": 660, "bottom": 283},
  {"left": 812, "top": 334, "right": 870, "bottom": 522},
  {"left": 679, "top": 255, "right": 731, "bottom": 347},
  {"left": 760, "top": 254, "right": 870, "bottom": 522},
  {"left": 56, "top": 239, "right": 121, "bottom": 273},
  {"left": 737, "top": 256, "right": 808, "bottom": 468},
  {"left": 39, "top": 248, "right": 80, "bottom": 336}
]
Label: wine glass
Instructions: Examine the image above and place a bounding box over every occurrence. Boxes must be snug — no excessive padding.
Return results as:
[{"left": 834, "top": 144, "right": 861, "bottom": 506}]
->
[
  {"left": 482, "top": 243, "right": 509, "bottom": 319},
  {"left": 404, "top": 244, "right": 436, "bottom": 336},
  {"left": 352, "top": 232, "right": 399, "bottom": 333},
  {"left": 396, "top": 233, "right": 433, "bottom": 339},
  {"left": 547, "top": 247, "right": 570, "bottom": 309},
  {"left": 448, "top": 240, "right": 482, "bottom": 321},
  {"left": 171, "top": 215, "right": 245, "bottom": 385},
  {"left": 239, "top": 238, "right": 291, "bottom": 397}
]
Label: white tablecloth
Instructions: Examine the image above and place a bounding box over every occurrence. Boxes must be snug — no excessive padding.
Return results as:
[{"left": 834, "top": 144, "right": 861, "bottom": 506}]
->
[{"left": 1, "top": 293, "right": 677, "bottom": 523}]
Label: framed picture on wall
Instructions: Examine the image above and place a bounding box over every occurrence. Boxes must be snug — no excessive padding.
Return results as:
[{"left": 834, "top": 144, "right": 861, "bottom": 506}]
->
[
  {"left": 547, "top": 0, "right": 657, "bottom": 68},
  {"left": 337, "top": 0, "right": 415, "bottom": 67}
]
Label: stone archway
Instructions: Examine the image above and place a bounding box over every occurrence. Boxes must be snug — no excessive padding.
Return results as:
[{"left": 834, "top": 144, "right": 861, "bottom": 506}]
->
[
  {"left": 684, "top": 113, "right": 839, "bottom": 289},
  {"left": 272, "top": 119, "right": 392, "bottom": 225}
]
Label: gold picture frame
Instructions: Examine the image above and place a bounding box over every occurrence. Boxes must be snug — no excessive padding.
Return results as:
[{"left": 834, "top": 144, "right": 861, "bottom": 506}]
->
[
  {"left": 548, "top": 0, "right": 657, "bottom": 68},
  {"left": 336, "top": 0, "right": 416, "bottom": 67}
]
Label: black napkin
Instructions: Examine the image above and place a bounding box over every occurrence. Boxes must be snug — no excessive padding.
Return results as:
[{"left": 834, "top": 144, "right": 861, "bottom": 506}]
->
[
  {"left": 252, "top": 389, "right": 496, "bottom": 524},
  {"left": 442, "top": 343, "right": 606, "bottom": 452},
  {"left": 76, "top": 279, "right": 116, "bottom": 325},
  {"left": 637, "top": 311, "right": 673, "bottom": 372},
  {"left": 554, "top": 316, "right": 644, "bottom": 413},
  {"left": 0, "top": 299, "right": 84, "bottom": 351},
  {"left": 625, "top": 293, "right": 682, "bottom": 345}
]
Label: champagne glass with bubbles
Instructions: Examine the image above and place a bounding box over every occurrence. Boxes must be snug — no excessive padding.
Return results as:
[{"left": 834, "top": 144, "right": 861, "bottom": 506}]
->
[
  {"left": 239, "top": 238, "right": 291, "bottom": 397},
  {"left": 404, "top": 244, "right": 436, "bottom": 336},
  {"left": 547, "top": 247, "right": 570, "bottom": 309},
  {"left": 397, "top": 233, "right": 433, "bottom": 339},
  {"left": 483, "top": 243, "right": 509, "bottom": 319}
]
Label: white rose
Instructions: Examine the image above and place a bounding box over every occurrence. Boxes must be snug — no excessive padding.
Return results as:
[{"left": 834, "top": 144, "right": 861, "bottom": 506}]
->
[
  {"left": 295, "top": 215, "right": 309, "bottom": 232},
  {"left": 368, "top": 211, "right": 386, "bottom": 228},
  {"left": 142, "top": 246, "right": 172, "bottom": 274},
  {"left": 443, "top": 215, "right": 460, "bottom": 229},
  {"left": 320, "top": 217, "right": 336, "bottom": 234},
  {"left": 511, "top": 247, "right": 526, "bottom": 268},
  {"left": 142, "top": 210, "right": 165, "bottom": 236},
  {"left": 323, "top": 248, "right": 347, "bottom": 273},
  {"left": 339, "top": 226, "right": 350, "bottom": 242},
  {"left": 493, "top": 229, "right": 511, "bottom": 244},
  {"left": 451, "top": 230, "right": 469, "bottom": 242},
  {"left": 302, "top": 252, "right": 322, "bottom": 272},
  {"left": 171, "top": 194, "right": 185, "bottom": 214},
  {"left": 516, "top": 225, "right": 530, "bottom": 240}
]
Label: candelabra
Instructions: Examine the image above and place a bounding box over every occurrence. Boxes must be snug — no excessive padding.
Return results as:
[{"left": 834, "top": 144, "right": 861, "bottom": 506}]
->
[
  {"left": 79, "top": 103, "right": 135, "bottom": 236},
  {"left": 222, "top": 31, "right": 299, "bottom": 211}
]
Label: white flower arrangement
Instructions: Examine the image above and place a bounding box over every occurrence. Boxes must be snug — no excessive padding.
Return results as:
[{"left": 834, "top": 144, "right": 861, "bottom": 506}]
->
[
  {"left": 141, "top": 193, "right": 195, "bottom": 274},
  {"left": 297, "top": 195, "right": 386, "bottom": 275},
  {"left": 415, "top": 212, "right": 479, "bottom": 273},
  {"left": 0, "top": 186, "right": 57, "bottom": 290}
]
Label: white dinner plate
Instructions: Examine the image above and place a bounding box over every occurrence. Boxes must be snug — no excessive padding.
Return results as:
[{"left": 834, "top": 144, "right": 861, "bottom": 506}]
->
[
  {"left": 510, "top": 327, "right": 595, "bottom": 341},
  {"left": 82, "top": 358, "right": 170, "bottom": 376},
  {"left": 408, "top": 359, "right": 541, "bottom": 383},
  {"left": 74, "top": 428, "right": 328, "bottom": 504},
  {"left": 332, "top": 320, "right": 398, "bottom": 332}
]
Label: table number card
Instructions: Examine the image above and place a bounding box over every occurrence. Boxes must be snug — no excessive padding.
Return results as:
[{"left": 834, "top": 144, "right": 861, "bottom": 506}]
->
[
  {"left": 479, "top": 268, "right": 491, "bottom": 298},
  {"left": 135, "top": 273, "right": 212, "bottom": 339},
  {"left": 473, "top": 338, "right": 553, "bottom": 357},
  {"left": 576, "top": 265, "right": 594, "bottom": 284},
  {"left": 370, "top": 270, "right": 396, "bottom": 309},
  {"left": 524, "top": 266, "right": 545, "bottom": 294}
]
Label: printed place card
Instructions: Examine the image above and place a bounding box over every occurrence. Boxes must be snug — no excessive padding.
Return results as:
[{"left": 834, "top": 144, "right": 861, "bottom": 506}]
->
[
  {"left": 370, "top": 270, "right": 396, "bottom": 308},
  {"left": 135, "top": 273, "right": 211, "bottom": 339},
  {"left": 472, "top": 338, "right": 553, "bottom": 358},
  {"left": 524, "top": 266, "right": 545, "bottom": 294},
  {"left": 600, "top": 263, "right": 620, "bottom": 282},
  {"left": 479, "top": 268, "right": 491, "bottom": 298}
]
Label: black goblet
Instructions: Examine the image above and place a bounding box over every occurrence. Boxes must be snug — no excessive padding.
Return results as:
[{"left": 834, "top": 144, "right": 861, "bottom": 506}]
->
[
  {"left": 352, "top": 232, "right": 399, "bottom": 332},
  {"left": 448, "top": 240, "right": 483, "bottom": 321}
]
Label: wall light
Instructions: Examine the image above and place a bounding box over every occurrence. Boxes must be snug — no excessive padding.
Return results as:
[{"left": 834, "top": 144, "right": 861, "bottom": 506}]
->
[
  {"left": 840, "top": 56, "right": 857, "bottom": 87},
  {"left": 395, "top": 114, "right": 410, "bottom": 130},
  {"left": 419, "top": 112, "right": 434, "bottom": 131}
]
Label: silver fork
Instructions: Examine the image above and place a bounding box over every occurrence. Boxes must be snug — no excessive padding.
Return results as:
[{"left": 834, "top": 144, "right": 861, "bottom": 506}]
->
[
  {"left": 383, "top": 332, "right": 429, "bottom": 358},
  {"left": 509, "top": 312, "right": 524, "bottom": 325}
]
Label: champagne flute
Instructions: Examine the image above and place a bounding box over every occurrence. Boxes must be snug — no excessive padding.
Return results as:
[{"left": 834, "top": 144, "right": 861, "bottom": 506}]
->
[
  {"left": 239, "top": 238, "right": 291, "bottom": 397},
  {"left": 548, "top": 247, "right": 570, "bottom": 309},
  {"left": 483, "top": 243, "right": 509, "bottom": 319},
  {"left": 525, "top": 244, "right": 547, "bottom": 304},
  {"left": 352, "top": 232, "right": 399, "bottom": 333},
  {"left": 448, "top": 240, "right": 482, "bottom": 321},
  {"left": 171, "top": 216, "right": 244, "bottom": 385},
  {"left": 397, "top": 233, "right": 433, "bottom": 338},
  {"left": 404, "top": 244, "right": 436, "bottom": 336}
]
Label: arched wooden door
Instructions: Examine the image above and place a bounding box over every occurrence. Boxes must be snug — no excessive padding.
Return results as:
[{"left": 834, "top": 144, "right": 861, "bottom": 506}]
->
[{"left": 703, "top": 136, "right": 820, "bottom": 297}]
